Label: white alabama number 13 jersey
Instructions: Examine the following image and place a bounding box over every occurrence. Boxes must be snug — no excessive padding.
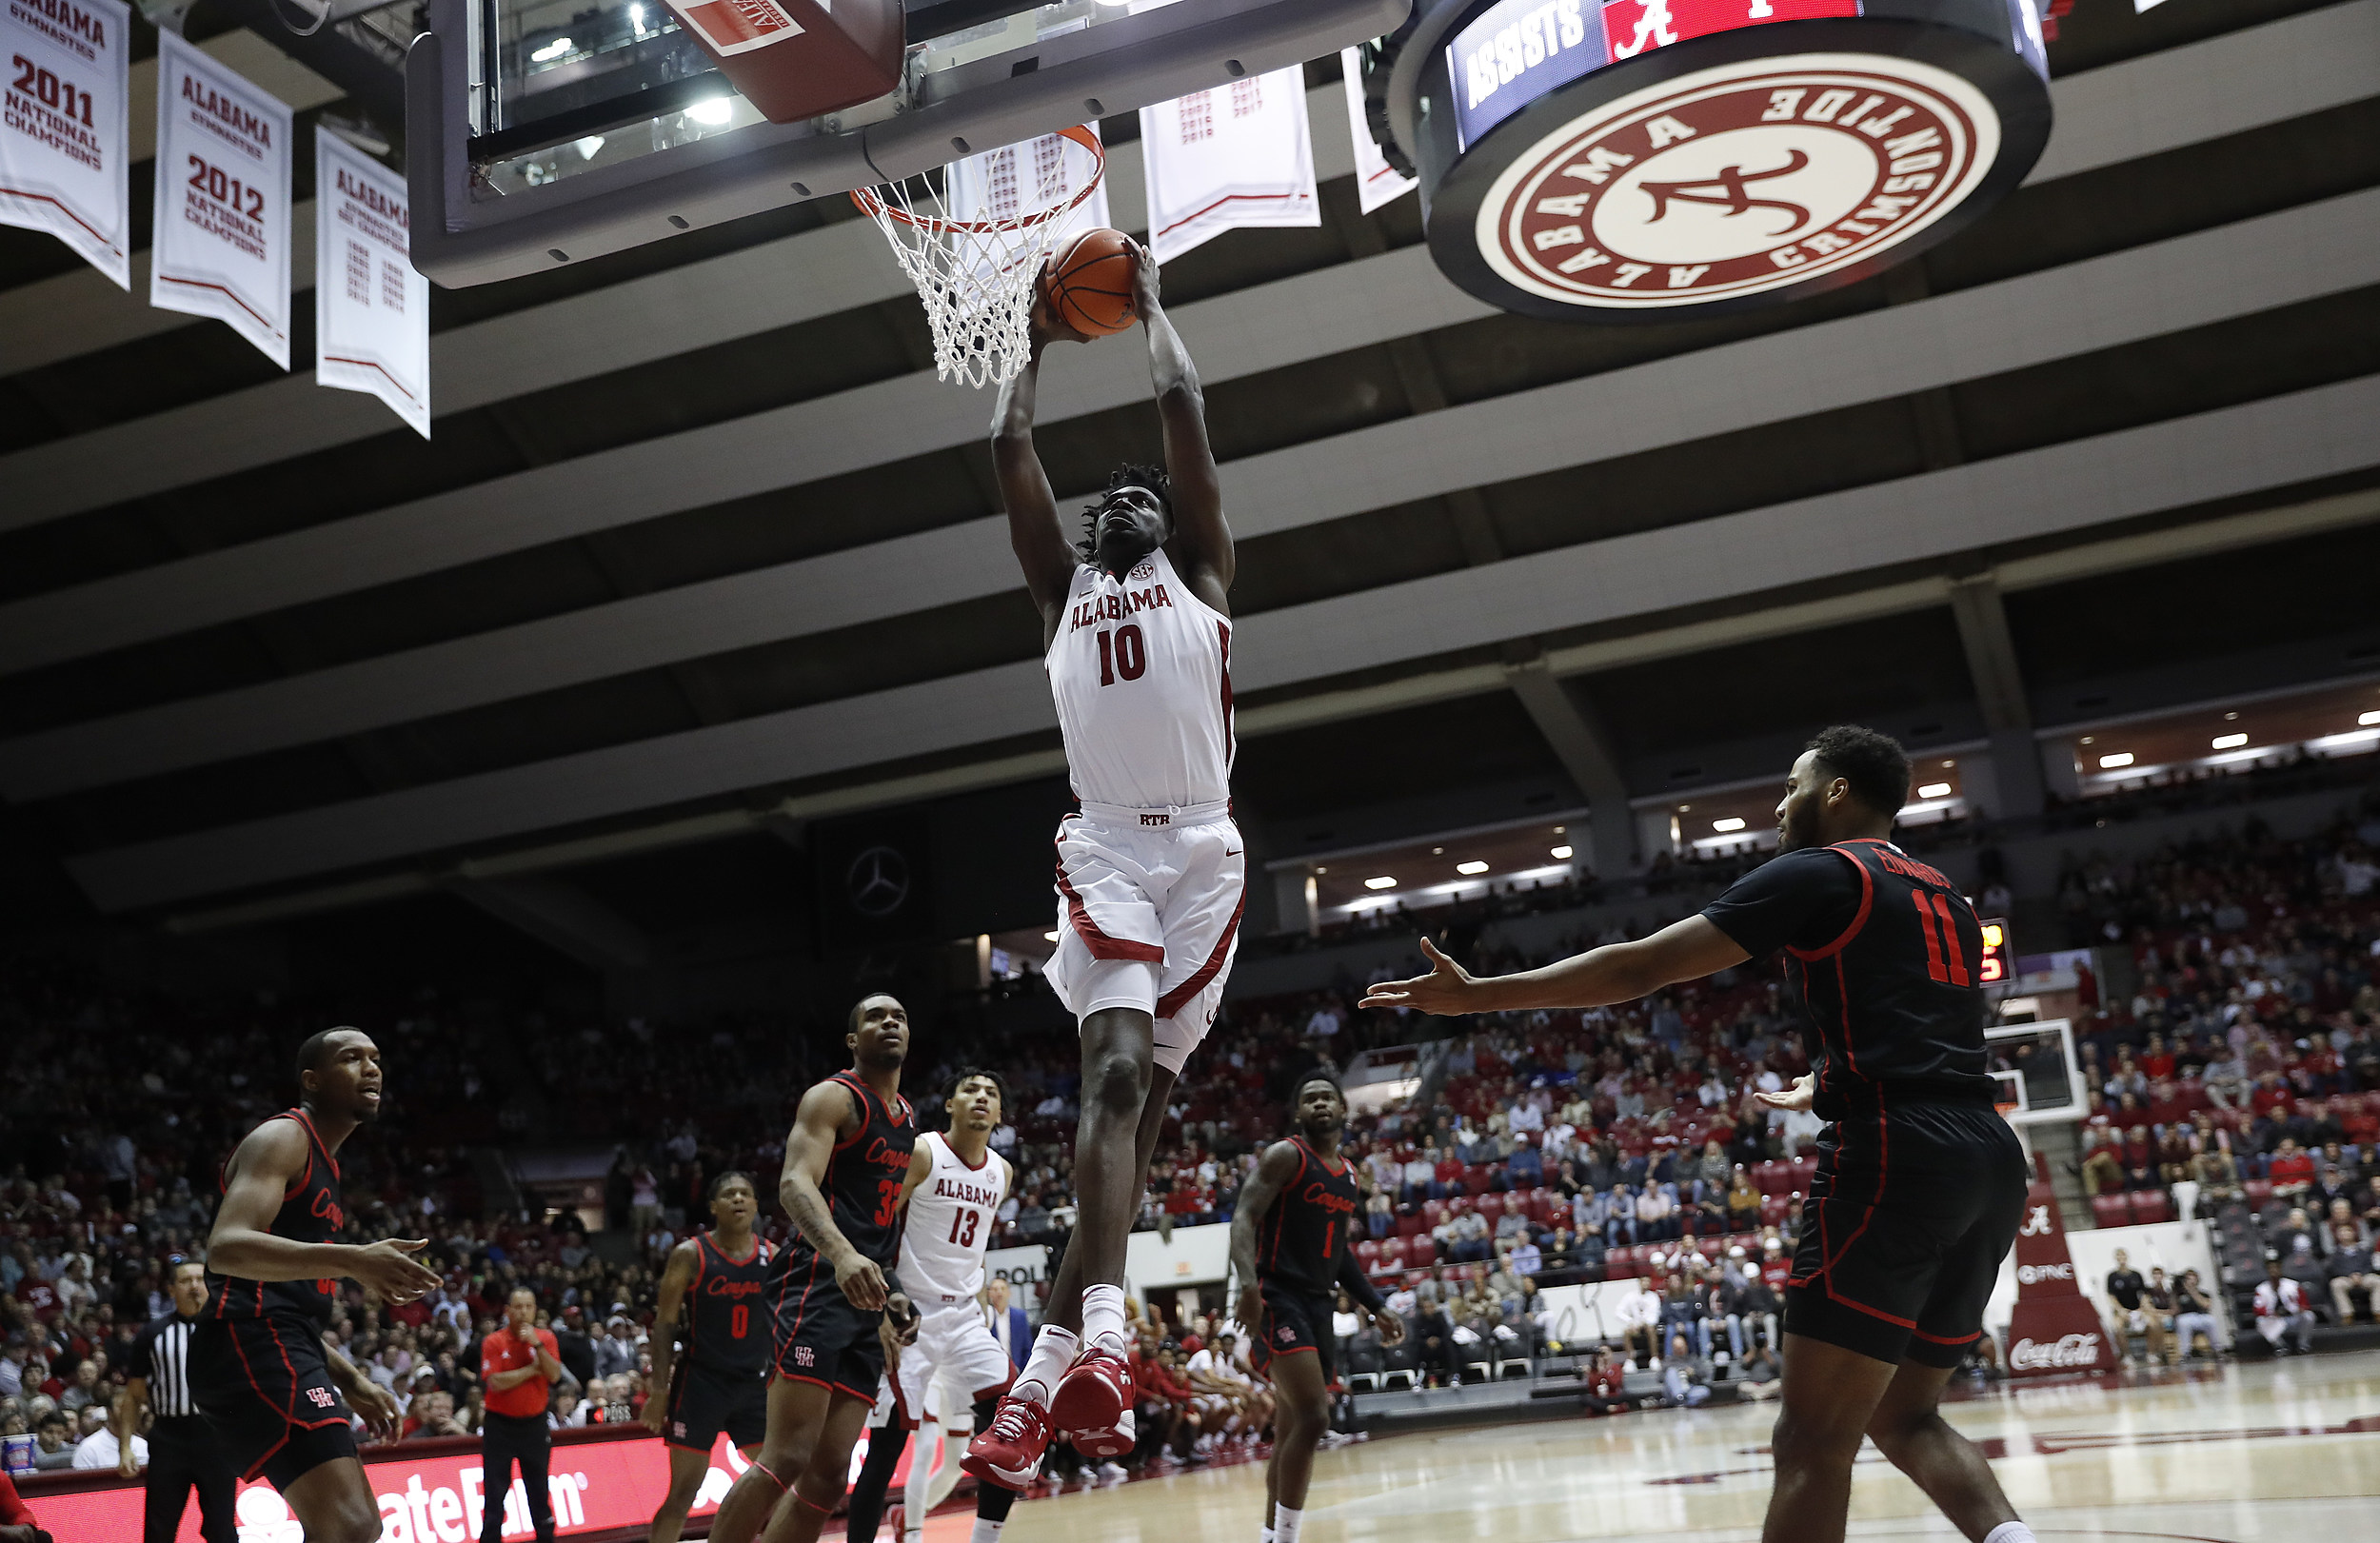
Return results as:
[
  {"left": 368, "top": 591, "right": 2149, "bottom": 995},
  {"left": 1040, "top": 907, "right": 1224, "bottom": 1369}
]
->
[
  {"left": 898, "top": 1133, "right": 1012, "bottom": 1300},
  {"left": 1046, "top": 547, "right": 1235, "bottom": 809}
]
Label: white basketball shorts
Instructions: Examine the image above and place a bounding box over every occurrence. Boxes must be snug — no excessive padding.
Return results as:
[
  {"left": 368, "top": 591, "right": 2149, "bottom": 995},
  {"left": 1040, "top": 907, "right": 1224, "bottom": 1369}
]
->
[
  {"left": 891, "top": 1298, "right": 1018, "bottom": 1428},
  {"left": 1044, "top": 801, "right": 1246, "bottom": 1076}
]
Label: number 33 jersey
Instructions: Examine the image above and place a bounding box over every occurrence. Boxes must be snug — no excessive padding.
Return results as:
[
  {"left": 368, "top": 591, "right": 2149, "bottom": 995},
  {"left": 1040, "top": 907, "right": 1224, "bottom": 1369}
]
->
[
  {"left": 897, "top": 1131, "right": 1011, "bottom": 1301},
  {"left": 1047, "top": 547, "right": 1234, "bottom": 810}
]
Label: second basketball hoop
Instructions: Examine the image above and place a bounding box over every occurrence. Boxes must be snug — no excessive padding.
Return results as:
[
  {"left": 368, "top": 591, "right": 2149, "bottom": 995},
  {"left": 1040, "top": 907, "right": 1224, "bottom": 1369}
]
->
[{"left": 852, "top": 127, "right": 1107, "bottom": 389}]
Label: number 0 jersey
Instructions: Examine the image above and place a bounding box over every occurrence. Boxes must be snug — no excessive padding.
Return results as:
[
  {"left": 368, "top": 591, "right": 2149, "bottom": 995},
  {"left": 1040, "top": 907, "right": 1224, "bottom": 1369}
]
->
[
  {"left": 1255, "top": 1137, "right": 1359, "bottom": 1296},
  {"left": 775, "top": 1072, "right": 916, "bottom": 1274},
  {"left": 684, "top": 1231, "right": 774, "bottom": 1375},
  {"left": 207, "top": 1109, "right": 345, "bottom": 1326},
  {"left": 1046, "top": 547, "right": 1234, "bottom": 810},
  {"left": 1700, "top": 838, "right": 1995, "bottom": 1122},
  {"left": 897, "top": 1131, "right": 1011, "bottom": 1300}
]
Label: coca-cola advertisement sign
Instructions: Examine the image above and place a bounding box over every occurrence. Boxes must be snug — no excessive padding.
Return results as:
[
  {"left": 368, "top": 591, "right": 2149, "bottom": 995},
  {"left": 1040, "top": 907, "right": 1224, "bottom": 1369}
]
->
[{"left": 2008, "top": 1330, "right": 2105, "bottom": 1372}]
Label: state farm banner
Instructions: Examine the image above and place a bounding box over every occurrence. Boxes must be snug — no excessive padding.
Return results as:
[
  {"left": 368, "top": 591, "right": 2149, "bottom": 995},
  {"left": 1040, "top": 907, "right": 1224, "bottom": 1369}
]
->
[
  {"left": 315, "top": 125, "right": 429, "bottom": 437},
  {"left": 19, "top": 1423, "right": 937, "bottom": 1541},
  {"left": 1140, "top": 68, "right": 1318, "bottom": 265},
  {"left": 150, "top": 30, "right": 291, "bottom": 368},
  {"left": 0, "top": 0, "right": 130, "bottom": 287},
  {"left": 1340, "top": 47, "right": 1415, "bottom": 215}
]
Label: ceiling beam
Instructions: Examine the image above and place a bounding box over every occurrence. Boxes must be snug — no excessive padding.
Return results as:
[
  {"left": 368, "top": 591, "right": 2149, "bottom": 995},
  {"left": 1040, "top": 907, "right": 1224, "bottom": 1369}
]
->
[
  {"left": 154, "top": 487, "right": 2380, "bottom": 933},
  {"left": 1947, "top": 572, "right": 2045, "bottom": 816},
  {"left": 439, "top": 874, "right": 654, "bottom": 972},
  {"left": 2, "top": 4, "right": 2372, "bottom": 638},
  {"left": 11, "top": 186, "right": 2376, "bottom": 792},
  {"left": 64, "top": 375, "right": 2380, "bottom": 913}
]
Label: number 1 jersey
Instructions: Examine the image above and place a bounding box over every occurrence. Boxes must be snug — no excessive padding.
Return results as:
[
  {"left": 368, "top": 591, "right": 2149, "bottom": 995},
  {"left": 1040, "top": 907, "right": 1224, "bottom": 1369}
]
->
[{"left": 1046, "top": 547, "right": 1234, "bottom": 809}]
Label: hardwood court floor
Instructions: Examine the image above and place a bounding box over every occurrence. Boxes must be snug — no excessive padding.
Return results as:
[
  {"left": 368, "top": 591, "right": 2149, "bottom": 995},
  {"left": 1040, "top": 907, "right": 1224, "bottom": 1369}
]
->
[{"left": 947, "top": 1356, "right": 2380, "bottom": 1543}]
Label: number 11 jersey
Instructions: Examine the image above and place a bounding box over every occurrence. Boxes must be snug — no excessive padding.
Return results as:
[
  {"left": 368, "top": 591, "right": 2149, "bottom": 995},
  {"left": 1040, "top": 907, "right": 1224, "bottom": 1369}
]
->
[{"left": 1046, "top": 547, "right": 1234, "bottom": 810}]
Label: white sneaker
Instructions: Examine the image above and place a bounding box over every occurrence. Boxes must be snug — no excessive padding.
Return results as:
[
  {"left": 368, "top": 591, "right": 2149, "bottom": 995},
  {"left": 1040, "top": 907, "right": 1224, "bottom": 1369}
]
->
[{"left": 1098, "top": 1461, "right": 1129, "bottom": 1482}]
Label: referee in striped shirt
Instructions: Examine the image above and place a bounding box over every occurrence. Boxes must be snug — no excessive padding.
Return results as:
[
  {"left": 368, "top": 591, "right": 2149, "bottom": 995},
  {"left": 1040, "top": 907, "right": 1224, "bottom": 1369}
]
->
[{"left": 113, "top": 1256, "right": 235, "bottom": 1543}]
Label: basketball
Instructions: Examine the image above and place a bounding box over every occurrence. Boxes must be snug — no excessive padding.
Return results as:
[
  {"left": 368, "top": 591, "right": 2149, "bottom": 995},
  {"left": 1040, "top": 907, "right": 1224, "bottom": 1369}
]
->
[{"left": 1042, "top": 227, "right": 1139, "bottom": 337}]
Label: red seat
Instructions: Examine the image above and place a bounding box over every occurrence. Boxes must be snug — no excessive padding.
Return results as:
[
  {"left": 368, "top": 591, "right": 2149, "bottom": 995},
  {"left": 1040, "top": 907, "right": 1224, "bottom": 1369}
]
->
[
  {"left": 1396, "top": 1213, "right": 1427, "bottom": 1238},
  {"left": 1377, "top": 1236, "right": 1405, "bottom": 1270},
  {"left": 2244, "top": 1178, "right": 2274, "bottom": 1206},
  {"left": 1404, "top": 1236, "right": 1438, "bottom": 1269},
  {"left": 1421, "top": 1198, "right": 1449, "bottom": 1229},
  {"left": 1606, "top": 1247, "right": 1645, "bottom": 1279},
  {"left": 1356, "top": 1239, "right": 1381, "bottom": 1271},
  {"left": 1759, "top": 1194, "right": 1790, "bottom": 1226},
  {"left": 1754, "top": 1161, "right": 1793, "bottom": 1197},
  {"left": 2131, "top": 1191, "right": 2172, "bottom": 1225},
  {"left": 1445, "top": 1195, "right": 1474, "bottom": 1217},
  {"left": 1463, "top": 1168, "right": 1494, "bottom": 1196},
  {"left": 1789, "top": 1157, "right": 1818, "bottom": 1190},
  {"left": 2091, "top": 1194, "right": 2134, "bottom": 1228}
]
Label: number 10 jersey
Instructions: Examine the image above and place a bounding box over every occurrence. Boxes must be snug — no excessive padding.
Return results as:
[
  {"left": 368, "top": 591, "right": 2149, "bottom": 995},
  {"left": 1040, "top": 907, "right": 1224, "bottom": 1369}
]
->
[{"left": 1046, "top": 547, "right": 1234, "bottom": 810}]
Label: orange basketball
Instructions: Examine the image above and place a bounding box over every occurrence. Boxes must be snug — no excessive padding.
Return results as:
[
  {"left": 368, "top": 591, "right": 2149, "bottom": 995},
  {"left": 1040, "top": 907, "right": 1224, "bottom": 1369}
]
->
[{"left": 1042, "top": 227, "right": 1139, "bottom": 337}]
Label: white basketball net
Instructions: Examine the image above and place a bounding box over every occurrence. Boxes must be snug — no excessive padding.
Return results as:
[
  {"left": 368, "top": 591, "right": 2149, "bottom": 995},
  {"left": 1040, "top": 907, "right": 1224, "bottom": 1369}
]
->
[{"left": 852, "top": 127, "right": 1106, "bottom": 389}]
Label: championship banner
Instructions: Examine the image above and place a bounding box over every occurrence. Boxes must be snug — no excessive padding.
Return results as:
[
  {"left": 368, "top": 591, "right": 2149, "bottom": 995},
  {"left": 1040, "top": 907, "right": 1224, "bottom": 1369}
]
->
[
  {"left": 315, "top": 125, "right": 430, "bottom": 437},
  {"left": 0, "top": 0, "right": 130, "bottom": 287},
  {"left": 946, "top": 122, "right": 1110, "bottom": 243},
  {"left": 150, "top": 29, "right": 292, "bottom": 368},
  {"left": 2005, "top": 1159, "right": 2119, "bottom": 1375},
  {"left": 1340, "top": 47, "right": 1416, "bottom": 215},
  {"left": 1140, "top": 67, "right": 1319, "bottom": 265}
]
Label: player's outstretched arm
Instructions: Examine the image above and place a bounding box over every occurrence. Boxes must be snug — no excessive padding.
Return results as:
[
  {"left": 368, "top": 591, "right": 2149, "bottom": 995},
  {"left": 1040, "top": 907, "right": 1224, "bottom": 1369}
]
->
[
  {"left": 325, "top": 1342, "right": 401, "bottom": 1440},
  {"left": 1360, "top": 916, "right": 1751, "bottom": 1018},
  {"left": 1130, "top": 242, "right": 1231, "bottom": 605},
  {"left": 993, "top": 298, "right": 1085, "bottom": 633},
  {"left": 780, "top": 1080, "right": 889, "bottom": 1311},
  {"left": 1228, "top": 1139, "right": 1302, "bottom": 1333},
  {"left": 640, "top": 1237, "right": 700, "bottom": 1433},
  {"left": 205, "top": 1121, "right": 438, "bottom": 1303}
]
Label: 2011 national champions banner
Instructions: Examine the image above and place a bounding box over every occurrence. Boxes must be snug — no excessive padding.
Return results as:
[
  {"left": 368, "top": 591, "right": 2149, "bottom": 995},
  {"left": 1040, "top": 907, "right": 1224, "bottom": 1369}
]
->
[{"left": 0, "top": 0, "right": 130, "bottom": 287}]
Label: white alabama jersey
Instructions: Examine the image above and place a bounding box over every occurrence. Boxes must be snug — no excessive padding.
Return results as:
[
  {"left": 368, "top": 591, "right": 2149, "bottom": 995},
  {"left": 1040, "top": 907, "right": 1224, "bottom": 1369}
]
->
[
  {"left": 1046, "top": 547, "right": 1234, "bottom": 809},
  {"left": 898, "top": 1132, "right": 1011, "bottom": 1300}
]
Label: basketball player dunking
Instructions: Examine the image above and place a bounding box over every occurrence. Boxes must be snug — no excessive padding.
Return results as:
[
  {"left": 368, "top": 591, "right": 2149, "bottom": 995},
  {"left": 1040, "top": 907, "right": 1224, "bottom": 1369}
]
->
[
  {"left": 645, "top": 1172, "right": 774, "bottom": 1543},
  {"left": 192, "top": 1028, "right": 442, "bottom": 1543},
  {"left": 1230, "top": 1075, "right": 1405, "bottom": 1543},
  {"left": 1365, "top": 727, "right": 2039, "bottom": 1543},
  {"left": 843, "top": 1069, "right": 1021, "bottom": 1543},
  {"left": 967, "top": 244, "right": 1242, "bottom": 1485},
  {"left": 707, "top": 996, "right": 919, "bottom": 1543}
]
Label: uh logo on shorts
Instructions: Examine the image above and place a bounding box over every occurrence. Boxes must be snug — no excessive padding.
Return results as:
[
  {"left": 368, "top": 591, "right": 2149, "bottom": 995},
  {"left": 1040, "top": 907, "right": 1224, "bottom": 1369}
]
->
[{"left": 794, "top": 1346, "right": 816, "bottom": 1367}]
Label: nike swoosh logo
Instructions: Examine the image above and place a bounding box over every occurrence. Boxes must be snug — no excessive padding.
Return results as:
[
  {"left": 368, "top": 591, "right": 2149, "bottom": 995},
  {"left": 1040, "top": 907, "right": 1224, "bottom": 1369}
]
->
[{"left": 1224, "top": 848, "right": 1242, "bottom": 857}]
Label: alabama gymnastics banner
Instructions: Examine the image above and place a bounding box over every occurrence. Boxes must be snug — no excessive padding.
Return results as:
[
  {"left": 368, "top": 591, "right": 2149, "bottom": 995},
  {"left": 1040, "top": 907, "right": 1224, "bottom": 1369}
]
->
[
  {"left": 0, "top": 0, "right": 130, "bottom": 287},
  {"left": 1140, "top": 66, "right": 1318, "bottom": 265},
  {"left": 316, "top": 124, "right": 430, "bottom": 437},
  {"left": 150, "top": 29, "right": 292, "bottom": 368},
  {"left": 17, "top": 1422, "right": 944, "bottom": 1540}
]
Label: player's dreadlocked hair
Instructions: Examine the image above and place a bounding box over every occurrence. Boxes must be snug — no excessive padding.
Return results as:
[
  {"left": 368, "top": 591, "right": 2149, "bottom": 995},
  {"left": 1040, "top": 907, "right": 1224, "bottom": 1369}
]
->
[{"left": 1075, "top": 463, "right": 1173, "bottom": 560}]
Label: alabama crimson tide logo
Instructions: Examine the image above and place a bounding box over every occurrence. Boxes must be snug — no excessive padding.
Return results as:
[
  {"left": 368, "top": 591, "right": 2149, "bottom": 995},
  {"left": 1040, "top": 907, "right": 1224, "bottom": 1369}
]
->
[{"left": 1476, "top": 51, "right": 1998, "bottom": 307}]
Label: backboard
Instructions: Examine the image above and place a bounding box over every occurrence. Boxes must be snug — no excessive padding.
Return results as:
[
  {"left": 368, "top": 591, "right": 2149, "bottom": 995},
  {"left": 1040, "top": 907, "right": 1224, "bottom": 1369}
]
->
[{"left": 407, "top": 0, "right": 1411, "bottom": 286}]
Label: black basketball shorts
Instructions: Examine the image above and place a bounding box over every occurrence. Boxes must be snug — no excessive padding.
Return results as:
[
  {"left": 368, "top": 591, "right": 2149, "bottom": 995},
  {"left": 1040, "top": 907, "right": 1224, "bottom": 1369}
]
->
[
  {"left": 1785, "top": 1099, "right": 2029, "bottom": 1367},
  {"left": 1250, "top": 1285, "right": 1337, "bottom": 1382},
  {"left": 768, "top": 1249, "right": 886, "bottom": 1402},
  {"left": 191, "top": 1316, "right": 360, "bottom": 1490},
  {"left": 665, "top": 1359, "right": 770, "bottom": 1452}
]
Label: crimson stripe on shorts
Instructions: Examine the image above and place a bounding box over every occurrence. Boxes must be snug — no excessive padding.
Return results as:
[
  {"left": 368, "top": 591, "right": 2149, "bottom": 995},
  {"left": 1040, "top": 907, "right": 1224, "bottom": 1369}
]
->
[{"left": 1155, "top": 881, "right": 1245, "bottom": 1019}]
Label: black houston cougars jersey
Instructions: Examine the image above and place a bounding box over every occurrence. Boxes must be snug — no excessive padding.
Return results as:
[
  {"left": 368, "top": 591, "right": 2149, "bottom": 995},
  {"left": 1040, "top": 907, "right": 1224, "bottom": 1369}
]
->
[
  {"left": 684, "top": 1232, "right": 773, "bottom": 1375},
  {"left": 1257, "top": 1137, "right": 1359, "bottom": 1296},
  {"left": 786, "top": 1072, "right": 916, "bottom": 1269},
  {"left": 1701, "top": 838, "right": 1995, "bottom": 1123},
  {"left": 208, "top": 1109, "right": 345, "bottom": 1326}
]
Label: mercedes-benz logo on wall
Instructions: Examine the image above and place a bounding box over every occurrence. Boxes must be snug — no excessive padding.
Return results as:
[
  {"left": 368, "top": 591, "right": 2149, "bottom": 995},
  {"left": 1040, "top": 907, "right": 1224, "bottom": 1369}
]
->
[{"left": 846, "top": 845, "right": 911, "bottom": 919}]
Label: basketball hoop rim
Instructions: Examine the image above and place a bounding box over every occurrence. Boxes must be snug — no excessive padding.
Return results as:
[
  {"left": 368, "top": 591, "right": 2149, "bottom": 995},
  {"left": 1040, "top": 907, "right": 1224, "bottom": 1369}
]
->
[{"left": 850, "top": 126, "right": 1106, "bottom": 233}]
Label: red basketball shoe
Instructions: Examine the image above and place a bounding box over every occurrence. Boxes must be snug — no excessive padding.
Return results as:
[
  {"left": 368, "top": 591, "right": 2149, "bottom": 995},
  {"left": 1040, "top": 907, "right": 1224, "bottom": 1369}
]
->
[
  {"left": 962, "top": 1395, "right": 1052, "bottom": 1492},
  {"left": 1049, "top": 1346, "right": 1135, "bottom": 1451}
]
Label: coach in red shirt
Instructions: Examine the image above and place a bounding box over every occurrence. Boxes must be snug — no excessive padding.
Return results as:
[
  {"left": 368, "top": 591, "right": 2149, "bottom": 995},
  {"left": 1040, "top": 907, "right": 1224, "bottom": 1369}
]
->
[{"left": 479, "top": 1287, "right": 563, "bottom": 1543}]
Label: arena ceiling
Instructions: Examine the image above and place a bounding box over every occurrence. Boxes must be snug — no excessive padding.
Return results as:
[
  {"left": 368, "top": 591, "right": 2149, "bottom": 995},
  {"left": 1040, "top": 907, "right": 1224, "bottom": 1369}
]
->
[{"left": 0, "top": 0, "right": 2375, "bottom": 951}]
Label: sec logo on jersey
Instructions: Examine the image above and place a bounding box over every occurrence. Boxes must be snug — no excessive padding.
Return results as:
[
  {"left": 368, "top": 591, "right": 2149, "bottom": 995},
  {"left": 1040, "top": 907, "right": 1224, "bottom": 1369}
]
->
[{"left": 1477, "top": 52, "right": 1998, "bottom": 309}]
